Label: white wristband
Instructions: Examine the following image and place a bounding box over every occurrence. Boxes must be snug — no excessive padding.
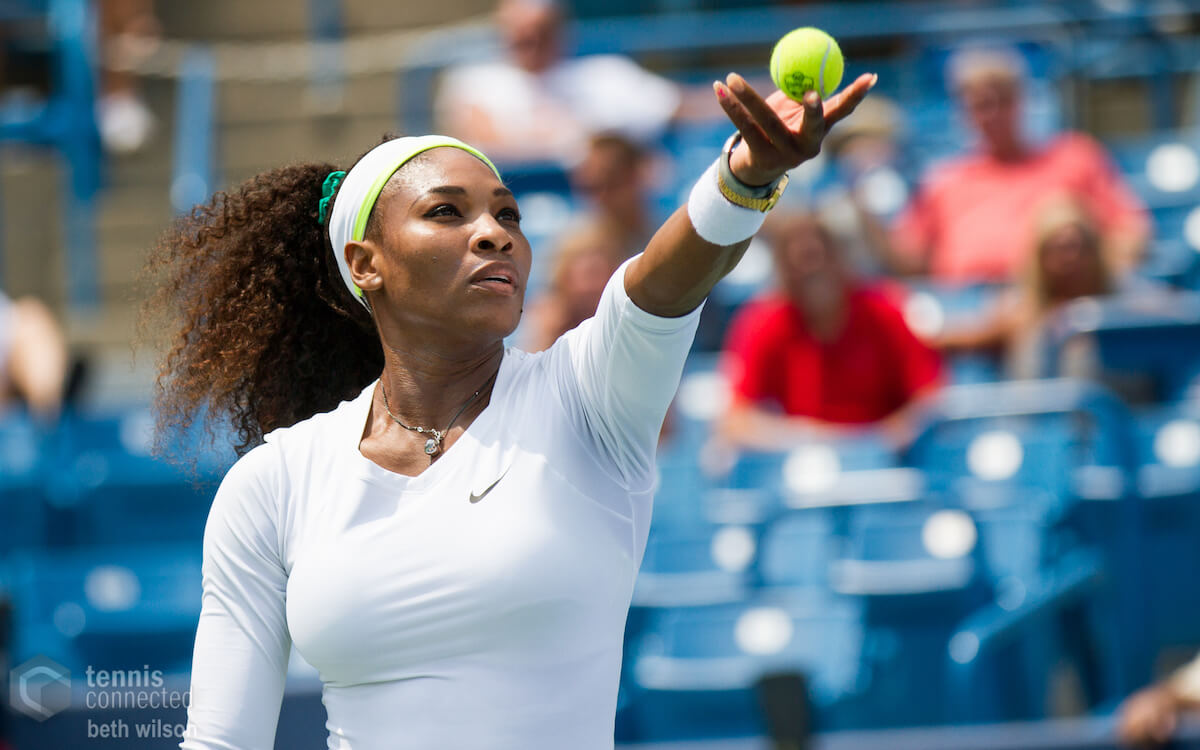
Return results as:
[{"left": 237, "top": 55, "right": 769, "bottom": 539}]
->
[{"left": 686, "top": 160, "right": 767, "bottom": 246}]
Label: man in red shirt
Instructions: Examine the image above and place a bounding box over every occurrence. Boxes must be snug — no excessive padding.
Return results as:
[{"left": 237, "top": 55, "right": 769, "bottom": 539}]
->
[
  {"left": 719, "top": 213, "right": 944, "bottom": 450},
  {"left": 890, "top": 48, "right": 1149, "bottom": 283}
]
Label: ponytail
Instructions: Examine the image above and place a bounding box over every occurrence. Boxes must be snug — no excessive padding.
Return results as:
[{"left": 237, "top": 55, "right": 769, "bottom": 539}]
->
[{"left": 141, "top": 161, "right": 383, "bottom": 457}]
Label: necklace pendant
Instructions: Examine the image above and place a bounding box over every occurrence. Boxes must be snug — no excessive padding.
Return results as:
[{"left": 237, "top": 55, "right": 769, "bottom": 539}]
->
[{"left": 423, "top": 437, "right": 440, "bottom": 455}]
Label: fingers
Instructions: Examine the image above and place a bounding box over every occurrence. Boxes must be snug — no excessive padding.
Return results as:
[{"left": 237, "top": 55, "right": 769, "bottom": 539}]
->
[
  {"left": 799, "top": 90, "right": 825, "bottom": 144},
  {"left": 726, "top": 73, "right": 795, "bottom": 148},
  {"left": 712, "top": 68, "right": 879, "bottom": 176},
  {"left": 713, "top": 80, "right": 773, "bottom": 155},
  {"left": 824, "top": 73, "right": 877, "bottom": 129}
]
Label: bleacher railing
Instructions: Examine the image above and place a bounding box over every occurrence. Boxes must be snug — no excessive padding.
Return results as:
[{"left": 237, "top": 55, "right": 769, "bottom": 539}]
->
[{"left": 0, "top": 0, "right": 100, "bottom": 311}]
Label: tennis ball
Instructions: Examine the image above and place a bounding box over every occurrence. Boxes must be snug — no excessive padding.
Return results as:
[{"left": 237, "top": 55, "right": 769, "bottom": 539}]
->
[{"left": 770, "top": 27, "right": 844, "bottom": 101}]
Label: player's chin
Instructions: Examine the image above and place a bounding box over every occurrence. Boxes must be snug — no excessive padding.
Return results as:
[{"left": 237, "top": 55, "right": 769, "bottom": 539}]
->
[{"left": 464, "top": 288, "right": 525, "bottom": 331}]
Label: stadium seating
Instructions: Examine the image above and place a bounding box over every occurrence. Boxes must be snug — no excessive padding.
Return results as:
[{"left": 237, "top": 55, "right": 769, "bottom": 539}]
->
[
  {"left": 0, "top": 0, "right": 101, "bottom": 309},
  {"left": 43, "top": 409, "right": 224, "bottom": 546},
  {"left": 627, "top": 596, "right": 866, "bottom": 740},
  {"left": 0, "top": 543, "right": 202, "bottom": 676},
  {"left": 755, "top": 509, "right": 836, "bottom": 592},
  {"left": 634, "top": 523, "right": 759, "bottom": 609},
  {"left": 907, "top": 380, "right": 1150, "bottom": 696},
  {"left": 0, "top": 410, "right": 47, "bottom": 555},
  {"left": 1132, "top": 404, "right": 1200, "bottom": 652},
  {"left": 1046, "top": 293, "right": 1200, "bottom": 404},
  {"left": 11, "top": 1, "right": 1200, "bottom": 746}
]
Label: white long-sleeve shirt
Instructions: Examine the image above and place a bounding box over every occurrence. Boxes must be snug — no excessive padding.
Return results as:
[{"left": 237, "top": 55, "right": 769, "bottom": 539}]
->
[{"left": 180, "top": 257, "right": 702, "bottom": 750}]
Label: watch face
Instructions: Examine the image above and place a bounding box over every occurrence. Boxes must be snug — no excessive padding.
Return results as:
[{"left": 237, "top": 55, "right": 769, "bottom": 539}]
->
[{"left": 767, "top": 174, "right": 791, "bottom": 210}]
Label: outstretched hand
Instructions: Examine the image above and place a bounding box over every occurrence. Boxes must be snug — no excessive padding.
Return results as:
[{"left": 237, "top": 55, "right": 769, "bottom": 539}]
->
[{"left": 714, "top": 71, "right": 877, "bottom": 187}]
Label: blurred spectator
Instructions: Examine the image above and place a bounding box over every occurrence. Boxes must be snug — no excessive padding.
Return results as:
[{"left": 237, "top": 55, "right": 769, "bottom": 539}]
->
[
  {"left": 891, "top": 47, "right": 1149, "bottom": 283},
  {"left": 525, "top": 220, "right": 625, "bottom": 352},
  {"left": 0, "top": 291, "right": 69, "bottom": 419},
  {"left": 934, "top": 197, "right": 1168, "bottom": 390},
  {"left": 1117, "top": 654, "right": 1200, "bottom": 747},
  {"left": 435, "top": 0, "right": 681, "bottom": 165},
  {"left": 717, "top": 212, "right": 944, "bottom": 451},
  {"left": 569, "top": 132, "right": 658, "bottom": 260},
  {"left": 97, "top": 0, "right": 161, "bottom": 154},
  {"left": 814, "top": 95, "right": 907, "bottom": 278},
  {"left": 935, "top": 197, "right": 1111, "bottom": 377}
]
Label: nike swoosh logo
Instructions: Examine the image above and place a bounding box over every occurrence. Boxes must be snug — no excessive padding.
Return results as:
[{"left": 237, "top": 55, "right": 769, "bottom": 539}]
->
[{"left": 469, "top": 467, "right": 510, "bottom": 504}]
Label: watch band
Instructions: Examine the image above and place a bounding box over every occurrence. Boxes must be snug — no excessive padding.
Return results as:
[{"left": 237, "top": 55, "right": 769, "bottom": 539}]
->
[{"left": 717, "top": 133, "right": 789, "bottom": 213}]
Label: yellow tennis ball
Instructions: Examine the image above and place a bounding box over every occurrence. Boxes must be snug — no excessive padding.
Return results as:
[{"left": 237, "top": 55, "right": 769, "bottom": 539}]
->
[{"left": 770, "top": 27, "right": 844, "bottom": 101}]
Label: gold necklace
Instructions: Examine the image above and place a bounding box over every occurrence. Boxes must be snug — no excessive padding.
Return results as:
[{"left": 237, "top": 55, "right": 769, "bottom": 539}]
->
[{"left": 379, "top": 371, "right": 497, "bottom": 456}]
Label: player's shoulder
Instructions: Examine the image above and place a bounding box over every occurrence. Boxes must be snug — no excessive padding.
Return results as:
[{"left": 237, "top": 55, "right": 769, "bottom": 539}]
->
[
  {"left": 495, "top": 345, "right": 542, "bottom": 386},
  {"left": 219, "top": 439, "right": 281, "bottom": 492},
  {"left": 262, "top": 382, "right": 373, "bottom": 460}
]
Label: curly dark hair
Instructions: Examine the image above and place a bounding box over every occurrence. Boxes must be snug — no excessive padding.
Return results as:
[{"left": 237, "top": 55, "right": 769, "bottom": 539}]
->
[{"left": 141, "top": 154, "right": 386, "bottom": 458}]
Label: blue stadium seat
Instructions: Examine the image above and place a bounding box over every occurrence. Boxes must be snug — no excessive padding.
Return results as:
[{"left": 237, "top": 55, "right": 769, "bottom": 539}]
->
[
  {"left": 902, "top": 282, "right": 1006, "bottom": 385},
  {"left": 0, "top": 0, "right": 101, "bottom": 309},
  {"left": 969, "top": 502, "right": 1076, "bottom": 721},
  {"left": 1105, "top": 132, "right": 1200, "bottom": 223},
  {"left": 1132, "top": 405, "right": 1200, "bottom": 652},
  {"left": 0, "top": 410, "right": 49, "bottom": 553},
  {"left": 652, "top": 451, "right": 711, "bottom": 527},
  {"left": 699, "top": 443, "right": 918, "bottom": 526},
  {"left": 1106, "top": 130, "right": 1200, "bottom": 179},
  {"left": 1139, "top": 202, "right": 1200, "bottom": 287},
  {"left": 1074, "top": 36, "right": 1183, "bottom": 130},
  {"left": 1047, "top": 293, "right": 1200, "bottom": 404},
  {"left": 46, "top": 410, "right": 225, "bottom": 545},
  {"left": 671, "top": 352, "right": 727, "bottom": 454},
  {"left": 634, "top": 523, "right": 758, "bottom": 608},
  {"left": 945, "top": 549, "right": 1108, "bottom": 722},
  {"left": 906, "top": 380, "right": 1135, "bottom": 506},
  {"left": 906, "top": 380, "right": 1150, "bottom": 698},
  {"left": 755, "top": 509, "right": 836, "bottom": 592},
  {"left": 627, "top": 596, "right": 865, "bottom": 740},
  {"left": 824, "top": 503, "right": 992, "bottom": 727},
  {"left": 834, "top": 504, "right": 982, "bottom": 599},
  {"left": 1, "top": 544, "right": 202, "bottom": 676},
  {"left": 971, "top": 504, "right": 1056, "bottom": 585}
]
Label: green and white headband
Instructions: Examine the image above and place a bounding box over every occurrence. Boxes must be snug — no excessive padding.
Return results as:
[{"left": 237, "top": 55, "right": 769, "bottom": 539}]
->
[{"left": 327, "top": 135, "right": 501, "bottom": 310}]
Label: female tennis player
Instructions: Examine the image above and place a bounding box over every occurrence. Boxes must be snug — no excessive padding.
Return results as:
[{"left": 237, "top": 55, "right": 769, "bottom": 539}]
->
[{"left": 155, "top": 70, "right": 873, "bottom": 749}]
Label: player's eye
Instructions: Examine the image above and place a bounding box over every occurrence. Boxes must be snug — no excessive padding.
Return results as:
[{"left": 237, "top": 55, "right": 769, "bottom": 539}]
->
[
  {"left": 498, "top": 207, "right": 521, "bottom": 223},
  {"left": 426, "top": 203, "right": 461, "bottom": 218}
]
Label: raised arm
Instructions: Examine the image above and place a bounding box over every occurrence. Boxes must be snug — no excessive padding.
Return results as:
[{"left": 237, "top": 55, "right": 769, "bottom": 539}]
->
[
  {"left": 548, "top": 71, "right": 874, "bottom": 488},
  {"left": 625, "top": 71, "right": 875, "bottom": 317}
]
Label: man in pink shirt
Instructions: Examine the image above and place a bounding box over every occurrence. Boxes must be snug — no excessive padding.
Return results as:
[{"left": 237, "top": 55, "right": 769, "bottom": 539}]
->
[{"left": 891, "top": 49, "right": 1149, "bottom": 283}]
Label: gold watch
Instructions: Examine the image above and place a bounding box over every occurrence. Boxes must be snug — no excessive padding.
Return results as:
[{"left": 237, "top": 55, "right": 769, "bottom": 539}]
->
[{"left": 717, "top": 133, "right": 789, "bottom": 212}]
